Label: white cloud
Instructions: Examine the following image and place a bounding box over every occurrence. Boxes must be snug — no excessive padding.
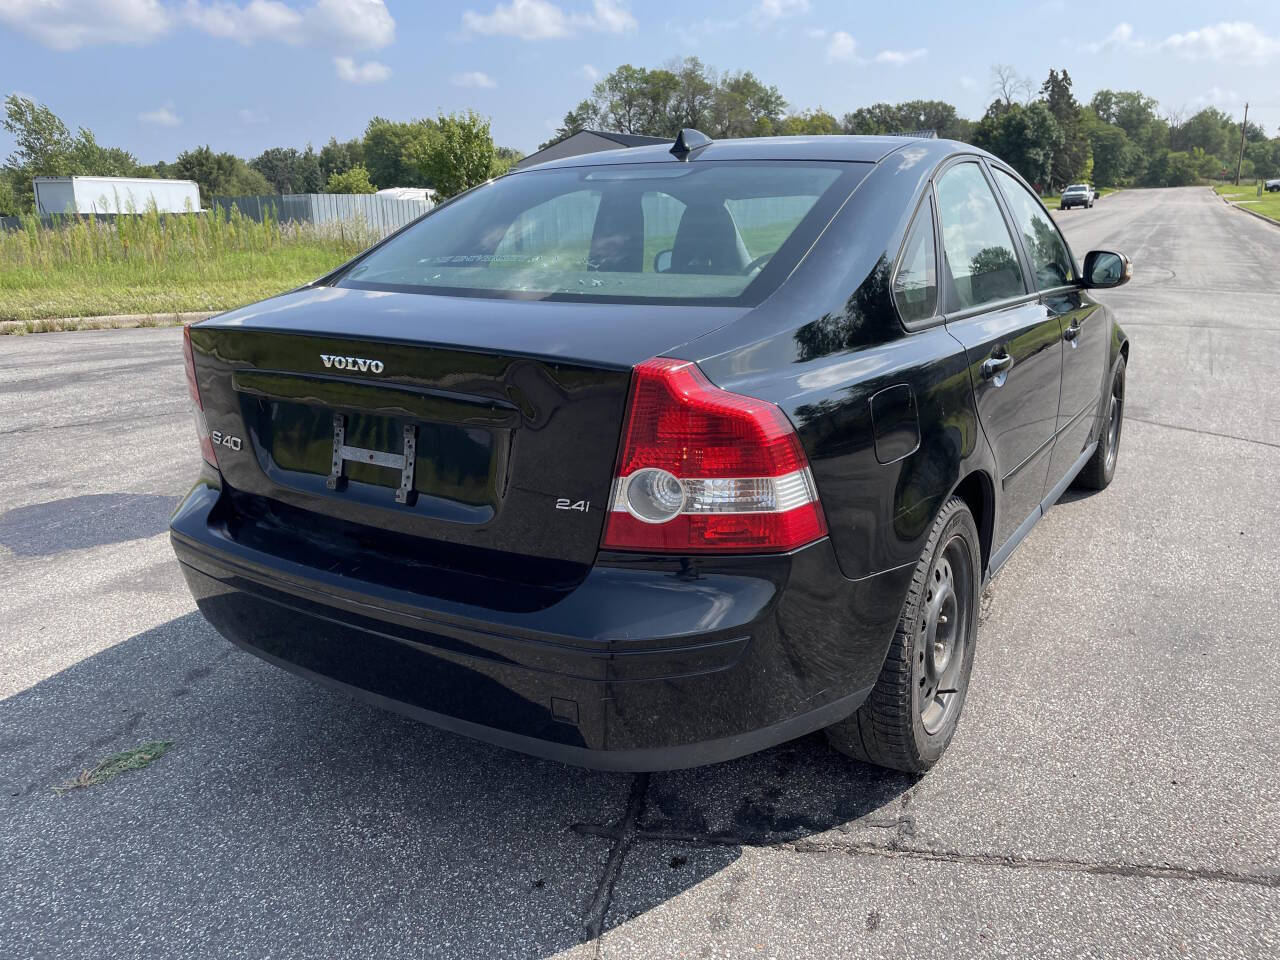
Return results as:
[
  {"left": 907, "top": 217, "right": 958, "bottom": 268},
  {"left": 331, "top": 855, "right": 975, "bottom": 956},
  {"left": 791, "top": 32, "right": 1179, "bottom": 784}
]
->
[
  {"left": 0, "top": 0, "right": 172, "bottom": 51},
  {"left": 1160, "top": 21, "right": 1280, "bottom": 64},
  {"left": 826, "top": 30, "right": 855, "bottom": 62},
  {"left": 139, "top": 104, "right": 181, "bottom": 125},
  {"left": 579, "top": 63, "right": 599, "bottom": 81},
  {"left": 0, "top": 0, "right": 394, "bottom": 51},
  {"left": 451, "top": 70, "right": 496, "bottom": 88},
  {"left": 183, "top": 0, "right": 393, "bottom": 48},
  {"left": 461, "top": 0, "right": 635, "bottom": 40},
  {"left": 959, "top": 75, "right": 977, "bottom": 90},
  {"left": 1192, "top": 86, "right": 1241, "bottom": 107},
  {"left": 1087, "top": 22, "right": 1141, "bottom": 54},
  {"left": 874, "top": 47, "right": 926, "bottom": 65},
  {"left": 749, "top": 0, "right": 808, "bottom": 25},
  {"left": 237, "top": 107, "right": 270, "bottom": 123},
  {"left": 1087, "top": 20, "right": 1280, "bottom": 64},
  {"left": 334, "top": 56, "right": 390, "bottom": 83},
  {"left": 182, "top": 0, "right": 303, "bottom": 39}
]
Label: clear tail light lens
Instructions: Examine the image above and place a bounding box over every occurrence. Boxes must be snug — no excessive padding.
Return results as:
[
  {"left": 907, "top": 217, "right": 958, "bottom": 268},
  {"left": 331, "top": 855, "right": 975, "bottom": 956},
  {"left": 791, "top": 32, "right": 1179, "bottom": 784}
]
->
[
  {"left": 601, "top": 357, "right": 828, "bottom": 554},
  {"left": 182, "top": 324, "right": 218, "bottom": 467}
]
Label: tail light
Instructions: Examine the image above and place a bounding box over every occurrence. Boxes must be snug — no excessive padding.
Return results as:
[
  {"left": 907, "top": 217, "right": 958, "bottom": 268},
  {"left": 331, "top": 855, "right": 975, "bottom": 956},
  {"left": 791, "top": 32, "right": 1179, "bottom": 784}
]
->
[
  {"left": 601, "top": 357, "right": 827, "bottom": 554},
  {"left": 182, "top": 324, "right": 218, "bottom": 467}
]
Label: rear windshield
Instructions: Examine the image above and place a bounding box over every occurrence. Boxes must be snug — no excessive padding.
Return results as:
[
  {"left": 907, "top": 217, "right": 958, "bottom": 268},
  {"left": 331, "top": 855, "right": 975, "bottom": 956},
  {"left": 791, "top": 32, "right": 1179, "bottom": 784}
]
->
[{"left": 334, "top": 160, "right": 865, "bottom": 306}]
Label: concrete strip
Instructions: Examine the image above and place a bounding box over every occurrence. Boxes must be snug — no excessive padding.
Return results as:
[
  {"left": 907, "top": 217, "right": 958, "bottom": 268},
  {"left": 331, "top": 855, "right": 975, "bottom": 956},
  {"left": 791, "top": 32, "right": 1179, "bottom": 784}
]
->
[{"left": 0, "top": 311, "right": 217, "bottom": 336}]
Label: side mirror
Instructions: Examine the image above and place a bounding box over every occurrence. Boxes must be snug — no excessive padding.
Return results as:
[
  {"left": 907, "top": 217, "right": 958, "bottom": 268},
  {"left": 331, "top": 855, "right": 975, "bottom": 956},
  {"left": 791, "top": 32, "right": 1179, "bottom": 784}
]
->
[
  {"left": 1083, "top": 250, "right": 1132, "bottom": 289},
  {"left": 653, "top": 249, "right": 673, "bottom": 273}
]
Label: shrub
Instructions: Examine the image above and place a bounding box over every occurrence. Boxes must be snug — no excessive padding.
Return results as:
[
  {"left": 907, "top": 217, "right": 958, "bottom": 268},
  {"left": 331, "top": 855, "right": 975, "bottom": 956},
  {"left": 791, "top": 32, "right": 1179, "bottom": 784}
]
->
[{"left": 325, "top": 165, "right": 376, "bottom": 194}]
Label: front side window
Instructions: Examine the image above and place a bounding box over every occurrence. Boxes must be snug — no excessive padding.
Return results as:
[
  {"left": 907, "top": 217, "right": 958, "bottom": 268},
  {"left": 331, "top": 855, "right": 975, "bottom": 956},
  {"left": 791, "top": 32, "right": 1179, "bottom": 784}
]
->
[
  {"left": 336, "top": 161, "right": 864, "bottom": 306},
  {"left": 934, "top": 162, "right": 1026, "bottom": 311},
  {"left": 994, "top": 168, "right": 1076, "bottom": 290},
  {"left": 893, "top": 203, "right": 937, "bottom": 324}
]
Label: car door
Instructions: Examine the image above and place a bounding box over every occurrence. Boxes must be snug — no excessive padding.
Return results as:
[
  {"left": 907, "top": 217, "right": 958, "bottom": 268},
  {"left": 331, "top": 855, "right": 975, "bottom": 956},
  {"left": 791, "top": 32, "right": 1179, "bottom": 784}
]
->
[
  {"left": 990, "top": 166, "right": 1109, "bottom": 490},
  {"left": 935, "top": 160, "right": 1064, "bottom": 554}
]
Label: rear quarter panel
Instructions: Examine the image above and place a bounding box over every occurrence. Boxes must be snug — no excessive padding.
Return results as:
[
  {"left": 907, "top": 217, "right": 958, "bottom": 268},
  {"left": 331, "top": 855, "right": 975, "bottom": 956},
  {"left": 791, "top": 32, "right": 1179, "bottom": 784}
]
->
[{"left": 683, "top": 144, "right": 995, "bottom": 581}]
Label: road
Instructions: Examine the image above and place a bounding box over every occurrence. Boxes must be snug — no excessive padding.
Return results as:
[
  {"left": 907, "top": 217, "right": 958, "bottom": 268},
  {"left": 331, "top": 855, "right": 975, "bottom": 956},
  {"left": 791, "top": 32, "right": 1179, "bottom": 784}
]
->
[{"left": 1, "top": 187, "right": 1277, "bottom": 959}]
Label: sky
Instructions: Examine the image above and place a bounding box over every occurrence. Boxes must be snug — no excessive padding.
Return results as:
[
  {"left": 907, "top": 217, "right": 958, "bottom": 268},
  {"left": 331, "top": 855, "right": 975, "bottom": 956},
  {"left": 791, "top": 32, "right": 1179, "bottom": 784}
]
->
[{"left": 1, "top": 0, "right": 1278, "bottom": 164}]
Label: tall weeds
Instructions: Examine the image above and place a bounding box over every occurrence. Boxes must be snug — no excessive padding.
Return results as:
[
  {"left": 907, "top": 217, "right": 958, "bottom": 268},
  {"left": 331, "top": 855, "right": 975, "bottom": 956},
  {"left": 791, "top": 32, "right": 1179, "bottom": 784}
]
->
[
  {"left": 0, "top": 205, "right": 378, "bottom": 277},
  {"left": 0, "top": 205, "right": 384, "bottom": 321}
]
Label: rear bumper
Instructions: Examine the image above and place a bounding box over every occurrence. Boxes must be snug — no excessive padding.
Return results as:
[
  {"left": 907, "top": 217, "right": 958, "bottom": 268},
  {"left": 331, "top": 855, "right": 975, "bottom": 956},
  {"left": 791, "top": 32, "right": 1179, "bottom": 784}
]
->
[{"left": 170, "top": 480, "right": 914, "bottom": 771}]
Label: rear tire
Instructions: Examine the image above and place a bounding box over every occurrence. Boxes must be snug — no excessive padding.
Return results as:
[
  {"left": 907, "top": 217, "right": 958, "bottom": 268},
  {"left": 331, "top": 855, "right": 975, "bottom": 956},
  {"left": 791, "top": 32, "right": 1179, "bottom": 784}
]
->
[
  {"left": 825, "top": 497, "right": 981, "bottom": 773},
  {"left": 1074, "top": 356, "right": 1126, "bottom": 491}
]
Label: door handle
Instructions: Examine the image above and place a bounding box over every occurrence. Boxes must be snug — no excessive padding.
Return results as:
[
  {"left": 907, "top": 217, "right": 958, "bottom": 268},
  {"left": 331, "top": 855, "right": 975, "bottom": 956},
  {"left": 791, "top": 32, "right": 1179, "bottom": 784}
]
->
[
  {"left": 981, "top": 352, "right": 1014, "bottom": 381},
  {"left": 1063, "top": 321, "right": 1081, "bottom": 342}
]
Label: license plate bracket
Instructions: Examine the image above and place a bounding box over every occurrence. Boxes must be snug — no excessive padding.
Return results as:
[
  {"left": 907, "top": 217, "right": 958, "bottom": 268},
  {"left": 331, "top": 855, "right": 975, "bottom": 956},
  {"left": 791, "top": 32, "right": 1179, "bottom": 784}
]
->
[{"left": 326, "top": 413, "right": 417, "bottom": 504}]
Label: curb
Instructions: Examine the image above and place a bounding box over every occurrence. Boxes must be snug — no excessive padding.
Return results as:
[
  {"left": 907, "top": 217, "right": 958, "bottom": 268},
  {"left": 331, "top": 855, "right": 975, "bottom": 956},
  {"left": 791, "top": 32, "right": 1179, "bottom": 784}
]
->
[
  {"left": 1216, "top": 188, "right": 1279, "bottom": 229},
  {"left": 0, "top": 311, "right": 216, "bottom": 336}
]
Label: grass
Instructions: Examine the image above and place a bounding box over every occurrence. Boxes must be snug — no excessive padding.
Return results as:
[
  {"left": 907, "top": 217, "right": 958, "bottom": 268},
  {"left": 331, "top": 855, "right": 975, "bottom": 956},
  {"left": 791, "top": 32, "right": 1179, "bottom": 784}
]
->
[
  {"left": 1212, "top": 181, "right": 1280, "bottom": 224},
  {"left": 53, "top": 740, "right": 173, "bottom": 795},
  {"left": 0, "top": 206, "right": 380, "bottom": 324}
]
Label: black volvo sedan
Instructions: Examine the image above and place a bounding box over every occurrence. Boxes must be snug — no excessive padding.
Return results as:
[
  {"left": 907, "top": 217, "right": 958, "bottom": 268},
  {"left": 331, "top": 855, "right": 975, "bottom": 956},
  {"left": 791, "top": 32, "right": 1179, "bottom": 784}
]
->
[{"left": 171, "top": 131, "right": 1130, "bottom": 773}]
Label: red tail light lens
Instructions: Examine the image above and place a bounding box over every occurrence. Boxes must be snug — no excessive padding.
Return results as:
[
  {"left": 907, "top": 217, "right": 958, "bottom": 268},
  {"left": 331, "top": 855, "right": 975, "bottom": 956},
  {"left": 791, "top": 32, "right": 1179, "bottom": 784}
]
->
[
  {"left": 182, "top": 324, "right": 218, "bottom": 467},
  {"left": 602, "top": 357, "right": 828, "bottom": 554}
]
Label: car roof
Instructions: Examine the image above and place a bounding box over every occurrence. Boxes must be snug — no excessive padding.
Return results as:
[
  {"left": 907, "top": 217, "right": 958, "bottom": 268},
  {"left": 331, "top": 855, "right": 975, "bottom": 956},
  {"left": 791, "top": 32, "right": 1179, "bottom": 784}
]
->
[{"left": 517, "top": 134, "right": 970, "bottom": 172}]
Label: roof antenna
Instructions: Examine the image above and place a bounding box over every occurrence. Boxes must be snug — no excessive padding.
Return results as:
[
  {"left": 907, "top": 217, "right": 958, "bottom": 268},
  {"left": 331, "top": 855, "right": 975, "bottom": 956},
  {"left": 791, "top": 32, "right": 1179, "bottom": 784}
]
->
[{"left": 670, "top": 128, "right": 713, "bottom": 160}]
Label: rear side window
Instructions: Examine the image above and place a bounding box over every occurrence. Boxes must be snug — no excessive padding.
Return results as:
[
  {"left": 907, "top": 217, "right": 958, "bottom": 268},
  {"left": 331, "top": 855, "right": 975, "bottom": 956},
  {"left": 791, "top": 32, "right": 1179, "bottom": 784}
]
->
[
  {"left": 992, "top": 169, "right": 1077, "bottom": 290},
  {"left": 893, "top": 204, "right": 937, "bottom": 325},
  {"left": 337, "top": 161, "right": 865, "bottom": 306},
  {"left": 934, "top": 162, "right": 1026, "bottom": 311}
]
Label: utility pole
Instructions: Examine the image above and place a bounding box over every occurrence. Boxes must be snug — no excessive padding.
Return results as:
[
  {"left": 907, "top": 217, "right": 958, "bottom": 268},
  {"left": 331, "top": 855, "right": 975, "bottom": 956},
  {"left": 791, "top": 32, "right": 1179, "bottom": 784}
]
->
[{"left": 1235, "top": 102, "right": 1249, "bottom": 186}]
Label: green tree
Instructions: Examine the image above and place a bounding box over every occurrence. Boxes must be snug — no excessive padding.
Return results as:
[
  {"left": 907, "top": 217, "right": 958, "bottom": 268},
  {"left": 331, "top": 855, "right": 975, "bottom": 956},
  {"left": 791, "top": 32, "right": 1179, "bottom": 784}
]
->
[
  {"left": 668, "top": 56, "right": 717, "bottom": 130},
  {"left": 1169, "top": 108, "right": 1232, "bottom": 158},
  {"left": 541, "top": 100, "right": 601, "bottom": 150},
  {"left": 0, "top": 173, "right": 18, "bottom": 216},
  {"left": 491, "top": 145, "right": 524, "bottom": 177},
  {"left": 248, "top": 145, "right": 322, "bottom": 194},
  {"left": 841, "top": 100, "right": 970, "bottom": 140},
  {"left": 324, "top": 164, "right": 376, "bottom": 194},
  {"left": 782, "top": 108, "right": 840, "bottom": 136},
  {"left": 972, "top": 102, "right": 1062, "bottom": 188},
  {"left": 543, "top": 60, "right": 786, "bottom": 145},
  {"left": 173, "top": 146, "right": 271, "bottom": 204},
  {"left": 1162, "top": 151, "right": 1200, "bottom": 186},
  {"left": 1040, "top": 70, "right": 1090, "bottom": 188},
  {"left": 708, "top": 71, "right": 786, "bottom": 138},
  {"left": 2, "top": 94, "right": 143, "bottom": 210},
  {"left": 363, "top": 117, "right": 438, "bottom": 188},
  {"left": 319, "top": 137, "right": 365, "bottom": 182},
  {"left": 2, "top": 94, "right": 75, "bottom": 174},
  {"left": 1083, "top": 117, "right": 1135, "bottom": 187},
  {"left": 295, "top": 145, "right": 322, "bottom": 193},
  {"left": 409, "top": 110, "right": 496, "bottom": 199},
  {"left": 1244, "top": 138, "right": 1280, "bottom": 179}
]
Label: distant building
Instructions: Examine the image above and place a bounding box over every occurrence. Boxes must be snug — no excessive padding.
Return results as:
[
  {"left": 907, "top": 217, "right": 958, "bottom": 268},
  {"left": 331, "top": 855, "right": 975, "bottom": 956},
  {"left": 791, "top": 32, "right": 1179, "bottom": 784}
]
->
[
  {"left": 886, "top": 129, "right": 939, "bottom": 139},
  {"left": 512, "top": 130, "right": 670, "bottom": 171},
  {"left": 32, "top": 176, "right": 201, "bottom": 216}
]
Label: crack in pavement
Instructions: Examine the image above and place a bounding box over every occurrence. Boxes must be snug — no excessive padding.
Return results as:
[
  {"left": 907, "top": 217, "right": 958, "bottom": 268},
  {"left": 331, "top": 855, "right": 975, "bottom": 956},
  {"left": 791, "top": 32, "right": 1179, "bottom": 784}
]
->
[
  {"left": 1126, "top": 415, "right": 1280, "bottom": 451},
  {"left": 580, "top": 774, "right": 649, "bottom": 957},
  {"left": 572, "top": 777, "right": 1277, "bottom": 930}
]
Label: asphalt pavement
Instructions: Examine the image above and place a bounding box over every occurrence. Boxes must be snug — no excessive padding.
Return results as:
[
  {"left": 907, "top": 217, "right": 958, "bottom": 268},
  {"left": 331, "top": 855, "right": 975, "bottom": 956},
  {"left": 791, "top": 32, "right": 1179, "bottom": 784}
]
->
[{"left": 1, "top": 186, "right": 1276, "bottom": 959}]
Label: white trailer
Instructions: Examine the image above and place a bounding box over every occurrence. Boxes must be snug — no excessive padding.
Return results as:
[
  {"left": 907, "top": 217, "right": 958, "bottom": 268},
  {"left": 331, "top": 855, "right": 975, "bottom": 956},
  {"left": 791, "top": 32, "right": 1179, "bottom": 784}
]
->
[{"left": 33, "top": 176, "right": 201, "bottom": 216}]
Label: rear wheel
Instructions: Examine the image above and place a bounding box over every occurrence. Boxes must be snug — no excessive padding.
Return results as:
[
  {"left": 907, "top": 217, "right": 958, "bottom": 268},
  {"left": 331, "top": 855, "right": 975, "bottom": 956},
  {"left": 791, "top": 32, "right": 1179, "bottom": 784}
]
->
[
  {"left": 826, "top": 497, "right": 981, "bottom": 773},
  {"left": 1074, "top": 356, "right": 1126, "bottom": 491}
]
